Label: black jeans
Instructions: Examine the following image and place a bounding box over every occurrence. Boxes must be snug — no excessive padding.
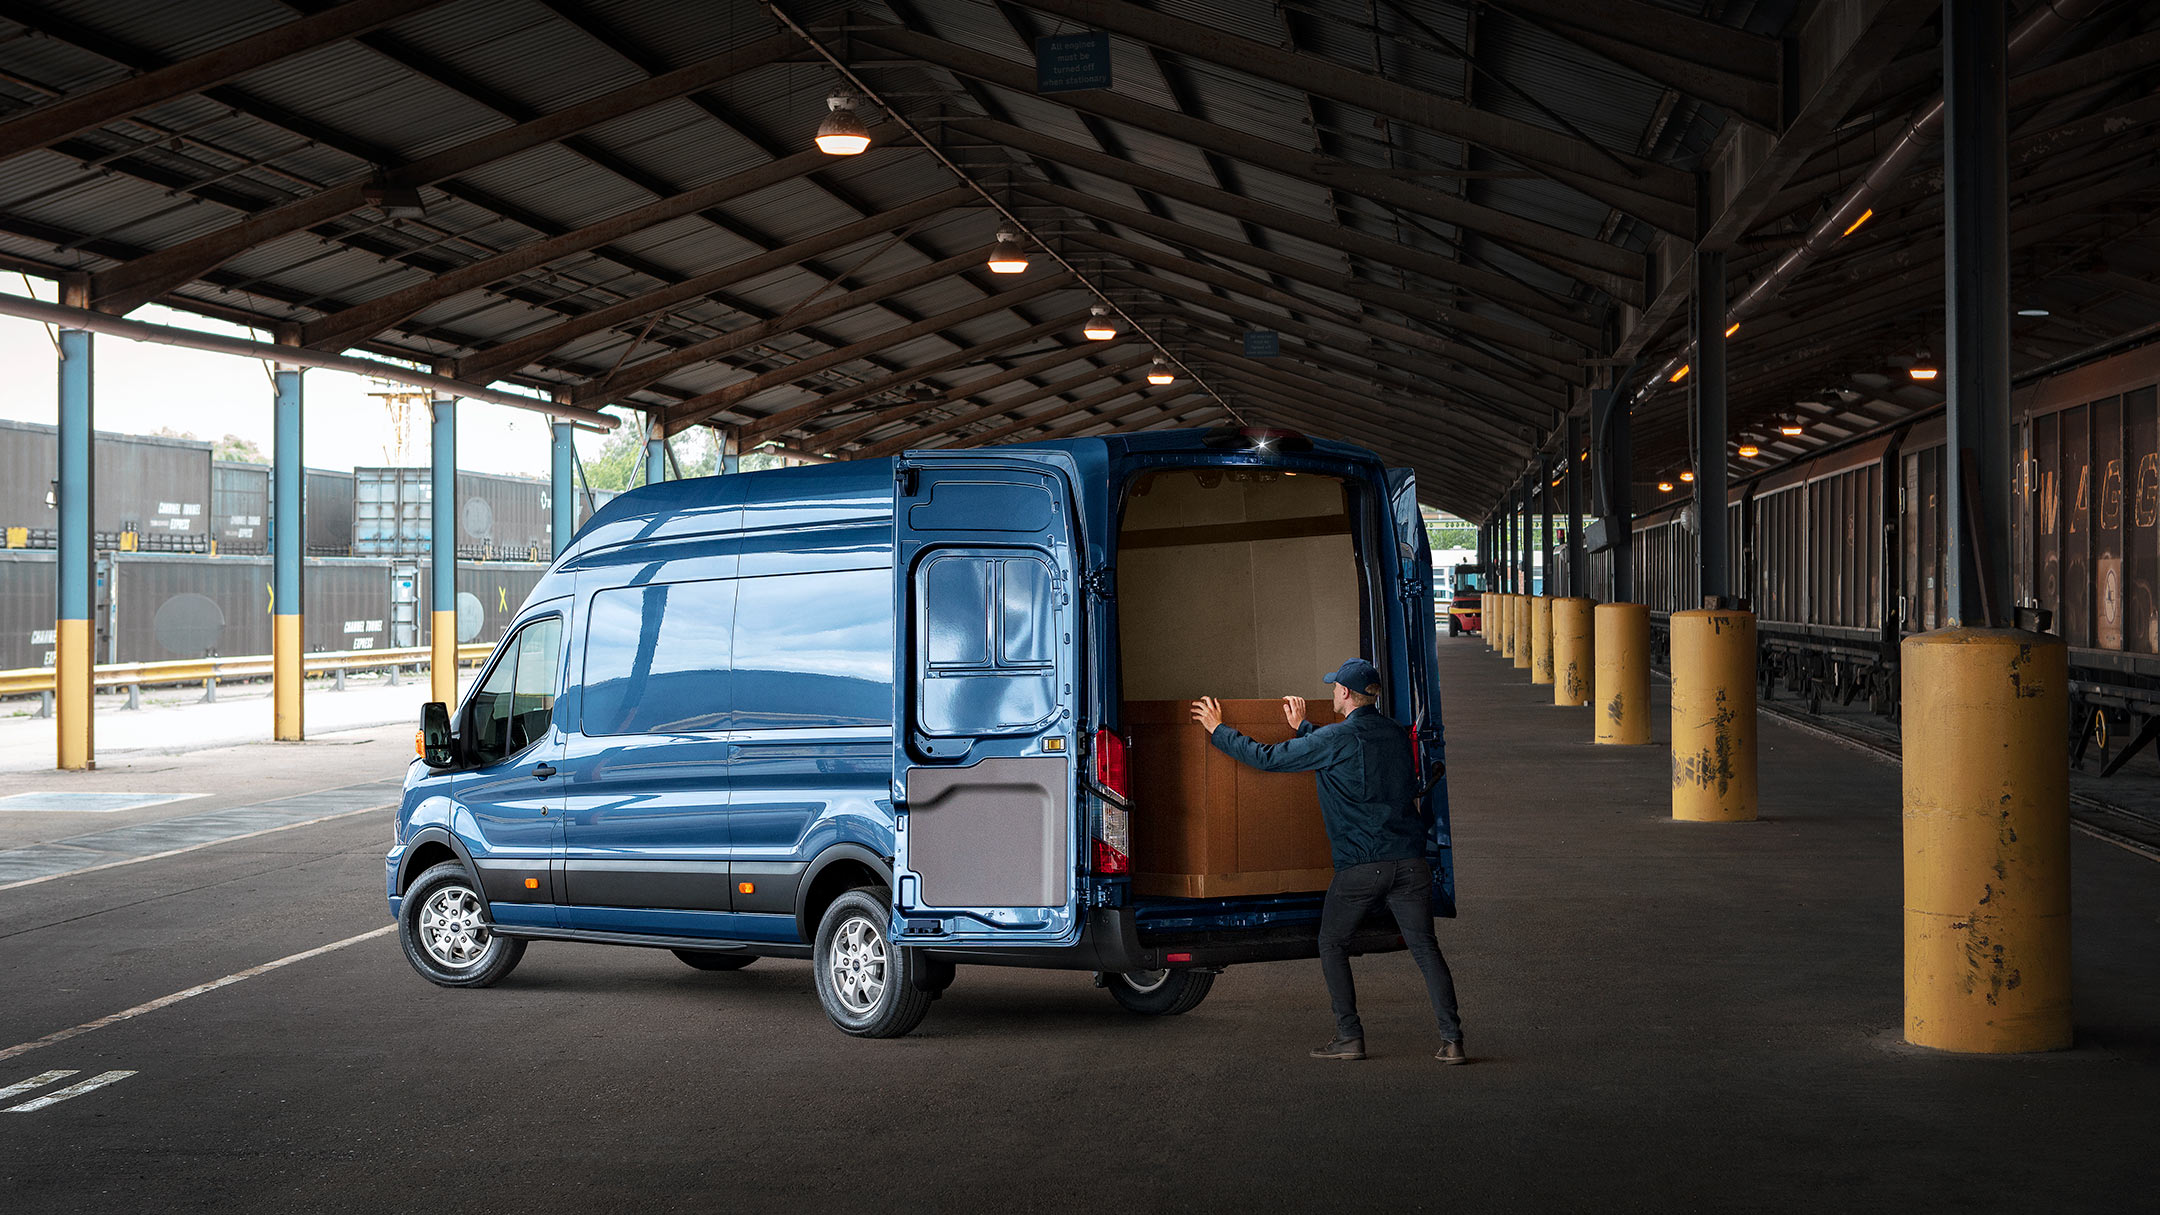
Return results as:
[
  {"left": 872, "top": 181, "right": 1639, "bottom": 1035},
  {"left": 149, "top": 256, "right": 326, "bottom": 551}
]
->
[{"left": 1318, "top": 858, "right": 1462, "bottom": 1042}]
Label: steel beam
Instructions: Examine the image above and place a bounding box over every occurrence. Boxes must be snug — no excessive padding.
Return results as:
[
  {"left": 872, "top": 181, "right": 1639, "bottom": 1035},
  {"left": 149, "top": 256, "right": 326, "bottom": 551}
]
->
[
  {"left": 577, "top": 246, "right": 990, "bottom": 406},
  {"left": 0, "top": 0, "right": 449, "bottom": 162},
  {"left": 273, "top": 349, "right": 304, "bottom": 741},
  {"left": 1012, "top": 0, "right": 1691, "bottom": 210},
  {"left": 54, "top": 279, "right": 92, "bottom": 771},
  {"left": 733, "top": 313, "right": 1084, "bottom": 447},
  {"left": 450, "top": 188, "right": 971, "bottom": 383},
  {"left": 956, "top": 386, "right": 1195, "bottom": 447},
  {"left": 1692, "top": 249, "right": 1729, "bottom": 603},
  {"left": 805, "top": 345, "right": 1141, "bottom": 453},
  {"left": 1943, "top": 0, "right": 2014, "bottom": 627},
  {"left": 1494, "top": 0, "right": 1782, "bottom": 131},
  {"left": 860, "top": 369, "right": 1153, "bottom": 459},
  {"left": 429, "top": 396, "right": 457, "bottom": 706},
  {"left": 87, "top": 30, "right": 802, "bottom": 314},
  {"left": 941, "top": 117, "right": 1588, "bottom": 363},
  {"left": 663, "top": 276, "right": 1076, "bottom": 435},
  {"left": 842, "top": 352, "right": 1155, "bottom": 457},
  {"left": 927, "top": 380, "right": 1163, "bottom": 451},
  {"left": 1194, "top": 361, "right": 1508, "bottom": 491}
]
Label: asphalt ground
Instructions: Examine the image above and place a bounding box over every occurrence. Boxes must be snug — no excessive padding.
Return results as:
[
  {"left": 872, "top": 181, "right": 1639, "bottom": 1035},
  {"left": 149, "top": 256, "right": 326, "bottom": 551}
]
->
[{"left": 2, "top": 637, "right": 2157, "bottom": 1213}]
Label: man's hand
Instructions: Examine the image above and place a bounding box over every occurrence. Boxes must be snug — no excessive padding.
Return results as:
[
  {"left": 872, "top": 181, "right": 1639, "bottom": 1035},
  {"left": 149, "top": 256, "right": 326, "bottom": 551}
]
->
[
  {"left": 1282, "top": 695, "right": 1307, "bottom": 729},
  {"left": 1190, "top": 696, "right": 1224, "bottom": 734}
]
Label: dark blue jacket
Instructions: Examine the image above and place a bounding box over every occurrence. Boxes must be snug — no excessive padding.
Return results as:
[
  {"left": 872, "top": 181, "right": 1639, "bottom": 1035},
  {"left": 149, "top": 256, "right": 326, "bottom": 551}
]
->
[{"left": 1208, "top": 705, "right": 1425, "bottom": 870}]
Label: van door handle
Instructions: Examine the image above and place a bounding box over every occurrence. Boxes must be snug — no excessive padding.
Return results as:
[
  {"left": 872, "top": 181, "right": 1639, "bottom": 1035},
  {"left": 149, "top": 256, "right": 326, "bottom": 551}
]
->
[{"left": 531, "top": 763, "right": 557, "bottom": 780}]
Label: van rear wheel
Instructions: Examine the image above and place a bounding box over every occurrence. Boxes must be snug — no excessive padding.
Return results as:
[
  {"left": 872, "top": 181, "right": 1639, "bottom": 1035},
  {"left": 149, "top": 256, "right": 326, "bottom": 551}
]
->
[
  {"left": 1105, "top": 968, "right": 1214, "bottom": 1016},
  {"left": 812, "top": 888, "right": 931, "bottom": 1038}
]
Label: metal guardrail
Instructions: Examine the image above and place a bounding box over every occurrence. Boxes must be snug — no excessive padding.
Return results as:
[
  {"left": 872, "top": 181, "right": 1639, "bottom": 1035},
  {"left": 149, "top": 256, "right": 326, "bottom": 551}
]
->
[{"left": 0, "top": 643, "right": 495, "bottom": 715}]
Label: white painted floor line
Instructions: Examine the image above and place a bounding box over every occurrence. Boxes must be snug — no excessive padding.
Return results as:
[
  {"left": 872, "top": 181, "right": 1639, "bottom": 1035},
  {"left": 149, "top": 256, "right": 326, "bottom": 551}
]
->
[
  {"left": 0, "top": 802, "right": 392, "bottom": 893},
  {"left": 0, "top": 924, "right": 395, "bottom": 1064},
  {"left": 0, "top": 1070, "right": 76, "bottom": 1101},
  {"left": 6, "top": 1070, "right": 136, "bottom": 1113}
]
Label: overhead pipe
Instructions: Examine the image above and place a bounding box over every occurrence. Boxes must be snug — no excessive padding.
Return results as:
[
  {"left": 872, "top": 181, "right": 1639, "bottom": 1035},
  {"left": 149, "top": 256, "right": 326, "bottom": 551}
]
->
[
  {"left": 0, "top": 292, "right": 619, "bottom": 429},
  {"left": 1634, "top": 0, "right": 2105, "bottom": 404}
]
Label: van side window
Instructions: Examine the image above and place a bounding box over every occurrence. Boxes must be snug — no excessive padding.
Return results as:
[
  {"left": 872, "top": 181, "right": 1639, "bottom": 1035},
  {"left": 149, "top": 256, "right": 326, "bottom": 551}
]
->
[
  {"left": 581, "top": 580, "right": 736, "bottom": 735},
  {"left": 467, "top": 616, "right": 562, "bottom": 766},
  {"left": 734, "top": 568, "right": 893, "bottom": 729},
  {"left": 917, "top": 554, "right": 1058, "bottom": 736}
]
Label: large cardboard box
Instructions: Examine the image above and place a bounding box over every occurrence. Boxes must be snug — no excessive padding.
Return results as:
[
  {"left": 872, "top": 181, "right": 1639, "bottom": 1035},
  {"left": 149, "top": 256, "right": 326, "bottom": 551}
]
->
[{"left": 1125, "top": 698, "right": 1339, "bottom": 898}]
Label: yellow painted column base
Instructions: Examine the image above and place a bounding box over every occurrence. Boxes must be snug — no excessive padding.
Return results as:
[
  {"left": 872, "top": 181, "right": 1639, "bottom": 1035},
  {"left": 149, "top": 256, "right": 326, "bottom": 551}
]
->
[
  {"left": 1495, "top": 594, "right": 1513, "bottom": 657},
  {"left": 1593, "top": 602, "right": 1651, "bottom": 745},
  {"left": 56, "top": 616, "right": 93, "bottom": 770},
  {"left": 1902, "top": 627, "right": 2072, "bottom": 1053},
  {"left": 273, "top": 613, "right": 303, "bottom": 741},
  {"left": 1551, "top": 597, "right": 1596, "bottom": 706},
  {"left": 431, "top": 609, "right": 460, "bottom": 706},
  {"left": 1530, "top": 596, "right": 1555, "bottom": 685},
  {"left": 1512, "top": 596, "right": 1533, "bottom": 671},
  {"left": 1670, "top": 609, "right": 1758, "bottom": 822}
]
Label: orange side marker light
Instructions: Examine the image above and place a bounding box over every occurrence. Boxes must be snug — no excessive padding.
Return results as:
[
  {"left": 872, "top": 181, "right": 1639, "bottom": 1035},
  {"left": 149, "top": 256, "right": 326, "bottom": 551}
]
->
[
  {"left": 525, "top": 878, "right": 539, "bottom": 890},
  {"left": 739, "top": 882, "right": 756, "bottom": 895}
]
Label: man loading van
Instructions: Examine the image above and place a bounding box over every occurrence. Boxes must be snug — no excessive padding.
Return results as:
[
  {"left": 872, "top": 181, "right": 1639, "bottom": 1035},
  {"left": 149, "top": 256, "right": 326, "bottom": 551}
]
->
[{"left": 1190, "top": 659, "right": 1466, "bottom": 1064}]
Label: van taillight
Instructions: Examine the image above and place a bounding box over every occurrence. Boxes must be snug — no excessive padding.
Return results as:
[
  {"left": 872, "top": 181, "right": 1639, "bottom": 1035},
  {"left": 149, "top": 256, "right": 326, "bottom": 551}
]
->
[
  {"left": 1093, "top": 837, "right": 1130, "bottom": 875},
  {"left": 1094, "top": 727, "right": 1129, "bottom": 800},
  {"left": 1095, "top": 800, "right": 1131, "bottom": 875}
]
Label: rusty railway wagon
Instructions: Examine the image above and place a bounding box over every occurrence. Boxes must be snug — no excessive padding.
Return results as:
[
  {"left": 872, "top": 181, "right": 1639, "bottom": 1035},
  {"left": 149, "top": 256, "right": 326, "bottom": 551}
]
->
[{"left": 1622, "top": 339, "right": 2160, "bottom": 777}]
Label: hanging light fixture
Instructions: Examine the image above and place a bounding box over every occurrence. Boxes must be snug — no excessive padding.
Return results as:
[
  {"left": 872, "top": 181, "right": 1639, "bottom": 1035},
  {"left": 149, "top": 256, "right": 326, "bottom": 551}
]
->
[
  {"left": 1147, "top": 356, "right": 1175, "bottom": 385},
  {"left": 987, "top": 230, "right": 1029, "bottom": 274},
  {"left": 1658, "top": 480, "right": 1675, "bottom": 493},
  {"left": 1908, "top": 351, "right": 1939, "bottom": 381},
  {"left": 1738, "top": 443, "right": 1760, "bottom": 458},
  {"left": 1083, "top": 305, "right": 1119, "bottom": 341},
  {"left": 815, "top": 94, "right": 871, "bottom": 156},
  {"left": 1670, "top": 363, "right": 1691, "bottom": 383},
  {"left": 1779, "top": 418, "right": 1804, "bottom": 436},
  {"left": 1679, "top": 469, "right": 1696, "bottom": 483}
]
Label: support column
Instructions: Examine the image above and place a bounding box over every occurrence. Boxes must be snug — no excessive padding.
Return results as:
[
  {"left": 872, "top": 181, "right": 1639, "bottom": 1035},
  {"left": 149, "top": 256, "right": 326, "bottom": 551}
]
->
[
  {"left": 1552, "top": 597, "right": 1594, "bottom": 707},
  {"left": 1903, "top": 0, "right": 2069, "bottom": 1054},
  {"left": 1539, "top": 454, "right": 1554, "bottom": 597},
  {"left": 1692, "top": 248, "right": 1729, "bottom": 604},
  {"left": 646, "top": 419, "right": 668, "bottom": 486},
  {"left": 719, "top": 427, "right": 740, "bottom": 475},
  {"left": 272, "top": 343, "right": 304, "bottom": 742},
  {"left": 431, "top": 396, "right": 459, "bottom": 707},
  {"left": 1670, "top": 609, "right": 1757, "bottom": 820},
  {"left": 1529, "top": 594, "right": 1554, "bottom": 685},
  {"left": 1593, "top": 384, "right": 1634, "bottom": 604},
  {"left": 54, "top": 275, "right": 94, "bottom": 770},
  {"left": 551, "top": 419, "right": 575, "bottom": 558},
  {"left": 1593, "top": 602, "right": 1650, "bottom": 745},
  {"left": 1567, "top": 416, "right": 1587, "bottom": 597}
]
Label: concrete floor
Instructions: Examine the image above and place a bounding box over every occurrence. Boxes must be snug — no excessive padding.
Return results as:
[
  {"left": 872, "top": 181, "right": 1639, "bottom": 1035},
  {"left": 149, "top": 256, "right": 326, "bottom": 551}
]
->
[{"left": 1, "top": 636, "right": 2155, "bottom": 1212}]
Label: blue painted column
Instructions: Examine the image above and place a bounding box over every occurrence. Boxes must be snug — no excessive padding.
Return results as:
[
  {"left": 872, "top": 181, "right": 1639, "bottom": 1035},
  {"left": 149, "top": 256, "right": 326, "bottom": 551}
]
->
[
  {"left": 551, "top": 419, "right": 576, "bottom": 557},
  {"left": 719, "top": 428, "right": 739, "bottom": 476},
  {"left": 54, "top": 289, "right": 93, "bottom": 770},
  {"left": 645, "top": 418, "right": 667, "bottom": 486},
  {"left": 272, "top": 355, "right": 304, "bottom": 741},
  {"left": 430, "top": 396, "right": 458, "bottom": 706}
]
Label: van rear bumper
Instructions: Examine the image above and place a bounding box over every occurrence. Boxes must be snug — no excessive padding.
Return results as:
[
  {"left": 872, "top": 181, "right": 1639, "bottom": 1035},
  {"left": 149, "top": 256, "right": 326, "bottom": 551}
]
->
[{"left": 934, "top": 908, "right": 1404, "bottom": 973}]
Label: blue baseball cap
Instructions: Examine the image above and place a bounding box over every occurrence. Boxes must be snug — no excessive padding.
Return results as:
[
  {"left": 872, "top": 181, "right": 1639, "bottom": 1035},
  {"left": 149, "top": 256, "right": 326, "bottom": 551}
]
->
[{"left": 1323, "top": 659, "right": 1381, "bottom": 694}]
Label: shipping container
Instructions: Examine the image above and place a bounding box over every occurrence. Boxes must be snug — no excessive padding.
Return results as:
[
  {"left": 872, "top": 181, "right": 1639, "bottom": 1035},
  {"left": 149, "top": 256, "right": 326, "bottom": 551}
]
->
[
  {"left": 103, "top": 554, "right": 395, "bottom": 662},
  {"left": 0, "top": 550, "right": 58, "bottom": 669},
  {"left": 211, "top": 460, "right": 269, "bottom": 554},
  {"left": 305, "top": 469, "right": 356, "bottom": 556},
  {"left": 354, "top": 467, "right": 607, "bottom": 561},
  {"left": 0, "top": 419, "right": 212, "bottom": 551}
]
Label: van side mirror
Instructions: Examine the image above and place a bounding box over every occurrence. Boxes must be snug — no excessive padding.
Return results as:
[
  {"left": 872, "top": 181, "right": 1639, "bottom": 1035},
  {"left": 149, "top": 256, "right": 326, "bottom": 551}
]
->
[{"left": 420, "top": 701, "right": 458, "bottom": 769}]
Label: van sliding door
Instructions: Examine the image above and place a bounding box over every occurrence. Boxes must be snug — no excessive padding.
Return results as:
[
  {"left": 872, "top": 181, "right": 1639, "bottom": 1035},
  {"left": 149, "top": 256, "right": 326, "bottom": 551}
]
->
[{"left": 890, "top": 452, "right": 1084, "bottom": 948}]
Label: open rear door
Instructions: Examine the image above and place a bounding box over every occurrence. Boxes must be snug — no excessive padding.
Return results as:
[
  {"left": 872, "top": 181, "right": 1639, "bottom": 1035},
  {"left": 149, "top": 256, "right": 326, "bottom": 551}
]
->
[
  {"left": 889, "top": 450, "right": 1084, "bottom": 948},
  {"left": 1387, "top": 467, "right": 1456, "bottom": 917}
]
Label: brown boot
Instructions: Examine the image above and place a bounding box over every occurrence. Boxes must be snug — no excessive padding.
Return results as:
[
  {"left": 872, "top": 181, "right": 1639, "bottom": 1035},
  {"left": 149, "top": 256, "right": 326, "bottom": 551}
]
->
[
  {"left": 1309, "top": 1037, "right": 1366, "bottom": 1060},
  {"left": 1435, "top": 1040, "right": 1468, "bottom": 1065}
]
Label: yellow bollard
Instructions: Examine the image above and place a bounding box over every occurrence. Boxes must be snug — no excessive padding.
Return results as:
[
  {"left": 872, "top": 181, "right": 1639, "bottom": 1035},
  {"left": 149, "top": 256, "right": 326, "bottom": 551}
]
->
[
  {"left": 1498, "top": 595, "right": 1516, "bottom": 659},
  {"left": 1484, "top": 594, "right": 1501, "bottom": 650},
  {"left": 1593, "top": 602, "right": 1651, "bottom": 745},
  {"left": 1530, "top": 597, "right": 1554, "bottom": 685},
  {"left": 1552, "top": 597, "right": 1595, "bottom": 706},
  {"left": 1669, "top": 609, "right": 1758, "bottom": 822},
  {"left": 1512, "top": 595, "right": 1532, "bottom": 671},
  {"left": 1902, "top": 629, "right": 2071, "bottom": 1053}
]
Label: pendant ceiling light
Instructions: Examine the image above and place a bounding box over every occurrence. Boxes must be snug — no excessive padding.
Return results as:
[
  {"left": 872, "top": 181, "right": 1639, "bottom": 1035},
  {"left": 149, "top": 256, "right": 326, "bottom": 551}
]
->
[
  {"left": 1908, "top": 351, "right": 1939, "bottom": 382},
  {"left": 987, "top": 231, "right": 1029, "bottom": 274},
  {"left": 1738, "top": 443, "right": 1760, "bottom": 458},
  {"left": 1658, "top": 480, "right": 1675, "bottom": 492},
  {"left": 1147, "top": 356, "right": 1175, "bottom": 385},
  {"left": 1084, "top": 305, "right": 1119, "bottom": 341},
  {"left": 1679, "top": 469, "right": 1696, "bottom": 483},
  {"left": 815, "top": 94, "right": 871, "bottom": 156},
  {"left": 1778, "top": 417, "right": 1805, "bottom": 436}
]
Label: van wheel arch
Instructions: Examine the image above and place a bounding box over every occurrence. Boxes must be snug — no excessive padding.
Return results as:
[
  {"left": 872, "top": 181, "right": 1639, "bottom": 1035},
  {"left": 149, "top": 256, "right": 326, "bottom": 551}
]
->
[
  {"left": 399, "top": 828, "right": 478, "bottom": 895},
  {"left": 797, "top": 845, "right": 893, "bottom": 942}
]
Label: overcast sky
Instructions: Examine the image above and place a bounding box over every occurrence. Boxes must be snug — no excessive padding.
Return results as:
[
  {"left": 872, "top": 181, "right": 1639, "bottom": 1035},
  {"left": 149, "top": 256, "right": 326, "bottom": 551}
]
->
[{"left": 1, "top": 273, "right": 633, "bottom": 478}]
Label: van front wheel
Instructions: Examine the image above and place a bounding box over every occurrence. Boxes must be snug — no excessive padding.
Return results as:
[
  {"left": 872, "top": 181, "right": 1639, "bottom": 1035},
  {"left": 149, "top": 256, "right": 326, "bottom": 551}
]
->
[
  {"left": 1105, "top": 968, "right": 1214, "bottom": 1015},
  {"left": 812, "top": 888, "right": 931, "bottom": 1038}
]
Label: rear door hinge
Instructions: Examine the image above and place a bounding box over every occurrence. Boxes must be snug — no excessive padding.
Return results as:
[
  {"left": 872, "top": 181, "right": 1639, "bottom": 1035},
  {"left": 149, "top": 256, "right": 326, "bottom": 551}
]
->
[{"left": 1083, "top": 566, "right": 1116, "bottom": 601}]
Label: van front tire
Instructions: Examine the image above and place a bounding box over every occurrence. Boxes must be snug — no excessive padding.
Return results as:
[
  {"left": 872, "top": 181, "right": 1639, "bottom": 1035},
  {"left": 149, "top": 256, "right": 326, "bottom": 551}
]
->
[
  {"left": 398, "top": 860, "right": 527, "bottom": 988},
  {"left": 1105, "top": 968, "right": 1214, "bottom": 1015},
  {"left": 812, "top": 888, "right": 931, "bottom": 1038}
]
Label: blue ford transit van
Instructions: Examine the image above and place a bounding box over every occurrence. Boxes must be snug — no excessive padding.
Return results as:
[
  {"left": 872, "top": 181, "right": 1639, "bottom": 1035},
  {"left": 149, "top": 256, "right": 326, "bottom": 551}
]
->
[{"left": 387, "top": 427, "right": 1451, "bottom": 1037}]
